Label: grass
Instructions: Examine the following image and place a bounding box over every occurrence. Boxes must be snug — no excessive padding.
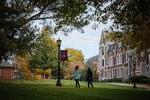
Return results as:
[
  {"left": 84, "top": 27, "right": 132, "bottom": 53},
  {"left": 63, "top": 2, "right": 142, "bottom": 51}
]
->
[{"left": 0, "top": 80, "right": 149, "bottom": 100}]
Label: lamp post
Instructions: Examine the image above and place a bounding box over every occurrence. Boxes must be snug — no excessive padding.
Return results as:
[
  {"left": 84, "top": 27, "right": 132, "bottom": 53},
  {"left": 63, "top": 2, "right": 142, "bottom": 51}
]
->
[
  {"left": 128, "top": 55, "right": 132, "bottom": 83},
  {"left": 56, "top": 39, "right": 62, "bottom": 86},
  {"left": 133, "top": 58, "right": 136, "bottom": 88}
]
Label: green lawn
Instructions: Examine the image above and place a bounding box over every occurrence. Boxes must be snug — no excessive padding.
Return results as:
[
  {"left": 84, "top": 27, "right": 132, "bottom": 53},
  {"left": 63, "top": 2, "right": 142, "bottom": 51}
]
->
[{"left": 0, "top": 80, "right": 149, "bottom": 100}]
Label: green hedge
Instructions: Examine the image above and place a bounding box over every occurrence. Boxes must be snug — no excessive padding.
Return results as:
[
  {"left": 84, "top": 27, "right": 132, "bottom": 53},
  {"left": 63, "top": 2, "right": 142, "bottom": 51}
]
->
[
  {"left": 99, "top": 76, "right": 150, "bottom": 83},
  {"left": 130, "top": 76, "right": 150, "bottom": 83},
  {"left": 100, "top": 78, "right": 123, "bottom": 83}
]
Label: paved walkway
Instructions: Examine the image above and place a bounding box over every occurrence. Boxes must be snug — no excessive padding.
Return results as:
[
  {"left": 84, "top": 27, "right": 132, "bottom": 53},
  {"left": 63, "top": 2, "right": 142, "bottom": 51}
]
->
[{"left": 110, "top": 83, "right": 150, "bottom": 90}]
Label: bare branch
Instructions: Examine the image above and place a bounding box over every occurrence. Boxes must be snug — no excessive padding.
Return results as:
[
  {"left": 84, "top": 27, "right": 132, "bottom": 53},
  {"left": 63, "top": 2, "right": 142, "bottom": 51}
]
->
[
  {"left": 29, "top": 5, "right": 49, "bottom": 21},
  {"left": 31, "top": 16, "right": 55, "bottom": 20}
]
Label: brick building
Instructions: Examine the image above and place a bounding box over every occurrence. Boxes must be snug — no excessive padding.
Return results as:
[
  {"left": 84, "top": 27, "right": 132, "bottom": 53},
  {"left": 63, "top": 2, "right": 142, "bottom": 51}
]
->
[
  {"left": 98, "top": 31, "right": 150, "bottom": 81},
  {"left": 0, "top": 62, "right": 17, "bottom": 80}
]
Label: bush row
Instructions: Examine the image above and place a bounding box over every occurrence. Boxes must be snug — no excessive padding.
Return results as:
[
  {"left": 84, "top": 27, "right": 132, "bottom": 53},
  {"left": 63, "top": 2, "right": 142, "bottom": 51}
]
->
[
  {"left": 130, "top": 76, "right": 150, "bottom": 83},
  {"left": 99, "top": 76, "right": 150, "bottom": 83}
]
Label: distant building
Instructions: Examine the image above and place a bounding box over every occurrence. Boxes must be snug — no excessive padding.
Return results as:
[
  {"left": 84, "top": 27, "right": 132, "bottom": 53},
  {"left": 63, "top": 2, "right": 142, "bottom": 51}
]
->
[
  {"left": 0, "top": 56, "right": 18, "bottom": 80},
  {"left": 98, "top": 31, "right": 150, "bottom": 81},
  {"left": 86, "top": 55, "right": 99, "bottom": 81}
]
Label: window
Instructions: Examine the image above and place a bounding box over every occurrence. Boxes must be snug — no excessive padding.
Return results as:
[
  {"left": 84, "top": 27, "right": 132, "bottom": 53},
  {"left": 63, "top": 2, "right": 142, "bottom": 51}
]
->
[
  {"left": 123, "top": 53, "right": 126, "bottom": 63},
  {"left": 119, "top": 54, "right": 122, "bottom": 64},
  {"left": 119, "top": 68, "right": 122, "bottom": 77},
  {"left": 141, "top": 51, "right": 145, "bottom": 57},
  {"left": 121, "top": 68, "right": 124, "bottom": 77},
  {"left": 108, "top": 57, "right": 110, "bottom": 66},
  {"left": 109, "top": 57, "right": 113, "bottom": 66},
  {"left": 116, "top": 54, "right": 119, "bottom": 65},
  {"left": 113, "top": 56, "right": 116, "bottom": 65},
  {"left": 126, "top": 52, "right": 129, "bottom": 63},
  {"left": 114, "top": 69, "right": 117, "bottom": 78},
  {"left": 116, "top": 69, "right": 118, "bottom": 78},
  {"left": 111, "top": 57, "right": 113, "bottom": 66},
  {"left": 102, "top": 59, "right": 105, "bottom": 67},
  {"left": 125, "top": 69, "right": 128, "bottom": 76},
  {"left": 102, "top": 47, "right": 104, "bottom": 55}
]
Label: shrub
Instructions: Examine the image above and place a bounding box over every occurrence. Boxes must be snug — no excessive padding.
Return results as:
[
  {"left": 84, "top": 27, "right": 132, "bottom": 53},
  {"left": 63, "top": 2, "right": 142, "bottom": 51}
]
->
[
  {"left": 100, "top": 78, "right": 122, "bottom": 83},
  {"left": 130, "top": 76, "right": 150, "bottom": 83}
]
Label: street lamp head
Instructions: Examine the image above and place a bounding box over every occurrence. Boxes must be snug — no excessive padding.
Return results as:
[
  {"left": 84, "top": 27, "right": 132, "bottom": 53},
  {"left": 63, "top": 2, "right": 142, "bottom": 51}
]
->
[{"left": 57, "top": 39, "right": 61, "bottom": 46}]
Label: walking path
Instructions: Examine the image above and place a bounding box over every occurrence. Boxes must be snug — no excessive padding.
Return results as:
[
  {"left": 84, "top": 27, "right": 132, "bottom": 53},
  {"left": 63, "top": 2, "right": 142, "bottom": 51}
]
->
[{"left": 110, "top": 82, "right": 150, "bottom": 90}]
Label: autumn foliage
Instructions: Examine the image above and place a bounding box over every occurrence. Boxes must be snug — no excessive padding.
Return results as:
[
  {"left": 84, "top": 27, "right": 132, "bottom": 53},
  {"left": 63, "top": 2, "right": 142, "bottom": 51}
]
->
[{"left": 16, "top": 56, "right": 32, "bottom": 80}]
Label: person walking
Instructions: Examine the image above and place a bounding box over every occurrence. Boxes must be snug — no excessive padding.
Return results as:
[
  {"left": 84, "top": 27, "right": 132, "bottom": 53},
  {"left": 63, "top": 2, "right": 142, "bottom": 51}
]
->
[
  {"left": 86, "top": 67, "right": 93, "bottom": 88},
  {"left": 73, "top": 65, "right": 81, "bottom": 88}
]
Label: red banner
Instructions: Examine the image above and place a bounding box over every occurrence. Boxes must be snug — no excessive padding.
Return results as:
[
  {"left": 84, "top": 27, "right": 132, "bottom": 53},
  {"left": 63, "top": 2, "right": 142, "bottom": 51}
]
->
[{"left": 61, "top": 50, "right": 68, "bottom": 61}]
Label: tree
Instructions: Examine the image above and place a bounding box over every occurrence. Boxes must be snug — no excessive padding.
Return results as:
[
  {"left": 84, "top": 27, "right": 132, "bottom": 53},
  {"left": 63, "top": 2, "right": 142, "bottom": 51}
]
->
[
  {"left": 66, "top": 48, "right": 84, "bottom": 62},
  {"left": 64, "top": 48, "right": 85, "bottom": 80},
  {"left": 94, "top": 0, "right": 150, "bottom": 52},
  {"left": 1, "top": 0, "right": 149, "bottom": 60},
  {"left": 16, "top": 56, "right": 32, "bottom": 80},
  {"left": 29, "top": 26, "right": 58, "bottom": 77},
  {"left": 0, "top": 0, "right": 90, "bottom": 60}
]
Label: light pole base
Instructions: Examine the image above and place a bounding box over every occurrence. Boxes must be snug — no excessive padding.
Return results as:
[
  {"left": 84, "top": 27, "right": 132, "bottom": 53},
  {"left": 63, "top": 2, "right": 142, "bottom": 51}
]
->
[
  {"left": 133, "top": 83, "right": 136, "bottom": 88},
  {"left": 56, "top": 79, "right": 62, "bottom": 86}
]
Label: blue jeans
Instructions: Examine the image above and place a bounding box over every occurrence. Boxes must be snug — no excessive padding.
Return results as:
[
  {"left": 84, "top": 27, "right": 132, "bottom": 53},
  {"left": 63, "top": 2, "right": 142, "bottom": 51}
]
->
[{"left": 75, "top": 79, "right": 80, "bottom": 88}]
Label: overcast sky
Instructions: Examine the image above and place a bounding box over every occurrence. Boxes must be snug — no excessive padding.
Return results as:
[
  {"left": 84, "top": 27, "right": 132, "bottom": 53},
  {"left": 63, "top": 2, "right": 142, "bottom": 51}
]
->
[{"left": 54, "top": 22, "right": 112, "bottom": 59}]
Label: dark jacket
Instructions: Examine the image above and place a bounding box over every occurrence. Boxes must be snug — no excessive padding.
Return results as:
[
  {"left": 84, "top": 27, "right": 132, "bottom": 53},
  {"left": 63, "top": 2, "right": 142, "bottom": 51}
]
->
[{"left": 86, "top": 69, "right": 93, "bottom": 81}]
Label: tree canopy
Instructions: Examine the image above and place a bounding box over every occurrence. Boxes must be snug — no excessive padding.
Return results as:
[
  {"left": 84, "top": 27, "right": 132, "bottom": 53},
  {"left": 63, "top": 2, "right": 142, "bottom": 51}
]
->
[
  {"left": 0, "top": 0, "right": 150, "bottom": 59},
  {"left": 0, "top": 0, "right": 89, "bottom": 59},
  {"left": 99, "top": 0, "right": 150, "bottom": 52},
  {"left": 29, "top": 27, "right": 57, "bottom": 70}
]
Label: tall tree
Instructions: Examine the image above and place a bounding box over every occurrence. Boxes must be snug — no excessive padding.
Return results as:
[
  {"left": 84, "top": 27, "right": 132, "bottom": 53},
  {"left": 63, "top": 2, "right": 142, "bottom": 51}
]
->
[
  {"left": 16, "top": 55, "right": 32, "bottom": 80},
  {"left": 29, "top": 26, "right": 57, "bottom": 71}
]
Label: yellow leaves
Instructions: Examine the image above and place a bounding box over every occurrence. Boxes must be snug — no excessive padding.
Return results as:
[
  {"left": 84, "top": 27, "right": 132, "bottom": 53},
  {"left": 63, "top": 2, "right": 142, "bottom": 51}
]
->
[
  {"left": 16, "top": 56, "right": 31, "bottom": 79},
  {"left": 65, "top": 61, "right": 85, "bottom": 80},
  {"left": 64, "top": 48, "right": 85, "bottom": 79},
  {"left": 66, "top": 48, "right": 84, "bottom": 62}
]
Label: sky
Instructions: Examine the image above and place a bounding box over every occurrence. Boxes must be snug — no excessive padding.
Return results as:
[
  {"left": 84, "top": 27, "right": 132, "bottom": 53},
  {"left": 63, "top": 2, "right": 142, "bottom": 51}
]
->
[
  {"left": 54, "top": 22, "right": 112, "bottom": 59},
  {"left": 33, "top": 19, "right": 111, "bottom": 59}
]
